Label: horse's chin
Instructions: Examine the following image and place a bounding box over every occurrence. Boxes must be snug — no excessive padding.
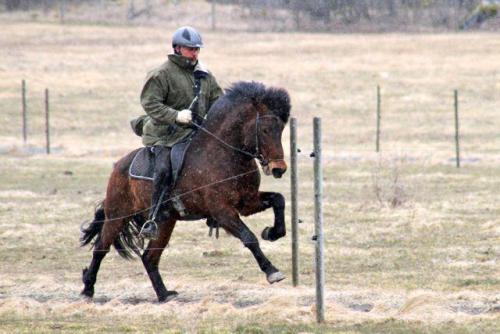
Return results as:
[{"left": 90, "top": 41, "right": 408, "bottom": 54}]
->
[
  {"left": 261, "top": 161, "right": 287, "bottom": 178},
  {"left": 262, "top": 165, "right": 272, "bottom": 176}
]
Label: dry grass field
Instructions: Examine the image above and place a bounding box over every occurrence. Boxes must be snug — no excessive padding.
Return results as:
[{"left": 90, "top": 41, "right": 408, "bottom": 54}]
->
[{"left": 0, "top": 20, "right": 499, "bottom": 333}]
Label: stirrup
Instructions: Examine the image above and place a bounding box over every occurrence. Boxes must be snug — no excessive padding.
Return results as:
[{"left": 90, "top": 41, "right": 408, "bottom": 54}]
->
[{"left": 140, "top": 220, "right": 159, "bottom": 240}]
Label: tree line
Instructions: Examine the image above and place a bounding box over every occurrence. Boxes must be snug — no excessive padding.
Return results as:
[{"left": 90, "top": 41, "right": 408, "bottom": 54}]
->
[
  {"left": 2, "top": 0, "right": 497, "bottom": 31},
  {"left": 2, "top": 0, "right": 79, "bottom": 11},
  {"left": 230, "top": 0, "right": 486, "bottom": 29}
]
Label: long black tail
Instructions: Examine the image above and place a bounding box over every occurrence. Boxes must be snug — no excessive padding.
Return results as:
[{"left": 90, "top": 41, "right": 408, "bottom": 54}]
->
[
  {"left": 113, "top": 214, "right": 144, "bottom": 260},
  {"left": 80, "top": 201, "right": 105, "bottom": 247},
  {"left": 80, "top": 201, "right": 143, "bottom": 260}
]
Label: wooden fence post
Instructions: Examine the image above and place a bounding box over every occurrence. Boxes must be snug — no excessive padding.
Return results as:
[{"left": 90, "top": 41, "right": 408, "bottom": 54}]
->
[
  {"left": 59, "top": 0, "right": 65, "bottom": 24},
  {"left": 45, "top": 88, "right": 50, "bottom": 154},
  {"left": 211, "top": 1, "right": 216, "bottom": 30},
  {"left": 293, "top": 0, "right": 301, "bottom": 30},
  {"left": 290, "top": 117, "right": 299, "bottom": 286},
  {"left": 313, "top": 117, "right": 325, "bottom": 323},
  {"left": 22, "top": 79, "right": 27, "bottom": 144},
  {"left": 454, "top": 89, "right": 460, "bottom": 168},
  {"left": 376, "top": 85, "right": 381, "bottom": 152}
]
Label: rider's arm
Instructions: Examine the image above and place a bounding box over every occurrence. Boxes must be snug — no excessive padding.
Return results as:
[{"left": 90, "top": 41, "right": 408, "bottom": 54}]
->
[{"left": 140, "top": 73, "right": 179, "bottom": 125}]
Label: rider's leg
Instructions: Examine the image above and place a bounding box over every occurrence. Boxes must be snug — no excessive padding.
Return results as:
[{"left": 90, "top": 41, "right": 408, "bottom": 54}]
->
[{"left": 142, "top": 145, "right": 172, "bottom": 239}]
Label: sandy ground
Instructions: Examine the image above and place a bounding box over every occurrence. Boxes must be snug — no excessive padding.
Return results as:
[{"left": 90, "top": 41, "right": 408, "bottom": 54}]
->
[{"left": 1, "top": 276, "right": 499, "bottom": 325}]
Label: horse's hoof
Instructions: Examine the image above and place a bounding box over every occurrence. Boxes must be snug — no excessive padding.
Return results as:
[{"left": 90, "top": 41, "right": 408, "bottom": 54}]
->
[
  {"left": 80, "top": 287, "right": 94, "bottom": 298},
  {"left": 81, "top": 268, "right": 94, "bottom": 298},
  {"left": 158, "top": 290, "right": 178, "bottom": 303},
  {"left": 267, "top": 271, "right": 285, "bottom": 284},
  {"left": 261, "top": 227, "right": 273, "bottom": 241}
]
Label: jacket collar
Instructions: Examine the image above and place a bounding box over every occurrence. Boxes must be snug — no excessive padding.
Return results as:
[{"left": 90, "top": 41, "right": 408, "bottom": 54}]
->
[{"left": 168, "top": 54, "right": 196, "bottom": 71}]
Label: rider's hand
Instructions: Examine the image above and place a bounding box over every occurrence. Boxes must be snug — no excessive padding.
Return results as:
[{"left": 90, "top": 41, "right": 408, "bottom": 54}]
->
[{"left": 176, "top": 109, "right": 192, "bottom": 124}]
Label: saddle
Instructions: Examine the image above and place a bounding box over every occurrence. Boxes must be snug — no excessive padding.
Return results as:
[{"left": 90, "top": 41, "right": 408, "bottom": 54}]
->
[
  {"left": 129, "top": 139, "right": 191, "bottom": 184},
  {"left": 129, "top": 138, "right": 196, "bottom": 218}
]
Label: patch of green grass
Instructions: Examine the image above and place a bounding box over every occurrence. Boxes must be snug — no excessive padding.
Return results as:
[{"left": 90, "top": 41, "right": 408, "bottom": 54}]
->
[{"left": 454, "top": 278, "right": 500, "bottom": 288}]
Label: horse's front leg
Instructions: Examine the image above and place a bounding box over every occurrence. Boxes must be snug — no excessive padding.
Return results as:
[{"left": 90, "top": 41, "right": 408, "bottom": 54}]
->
[
  {"left": 211, "top": 205, "right": 285, "bottom": 284},
  {"left": 240, "top": 191, "right": 286, "bottom": 242}
]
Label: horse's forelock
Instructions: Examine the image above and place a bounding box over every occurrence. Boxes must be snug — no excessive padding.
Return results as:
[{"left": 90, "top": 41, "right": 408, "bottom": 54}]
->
[{"left": 262, "top": 87, "right": 291, "bottom": 124}]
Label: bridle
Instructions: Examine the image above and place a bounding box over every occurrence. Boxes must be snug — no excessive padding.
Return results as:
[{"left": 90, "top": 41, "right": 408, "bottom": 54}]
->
[
  {"left": 190, "top": 110, "right": 284, "bottom": 167},
  {"left": 254, "top": 113, "right": 284, "bottom": 166}
]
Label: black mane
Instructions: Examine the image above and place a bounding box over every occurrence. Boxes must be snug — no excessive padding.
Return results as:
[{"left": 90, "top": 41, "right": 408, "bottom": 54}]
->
[{"left": 216, "top": 81, "right": 291, "bottom": 123}]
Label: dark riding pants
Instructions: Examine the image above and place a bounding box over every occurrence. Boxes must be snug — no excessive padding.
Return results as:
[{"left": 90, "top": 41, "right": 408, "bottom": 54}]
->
[{"left": 150, "top": 145, "right": 172, "bottom": 221}]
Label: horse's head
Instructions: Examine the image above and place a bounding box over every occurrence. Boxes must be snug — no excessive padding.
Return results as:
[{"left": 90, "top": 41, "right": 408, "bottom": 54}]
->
[
  {"left": 252, "top": 113, "right": 288, "bottom": 178},
  {"left": 209, "top": 82, "right": 291, "bottom": 178},
  {"left": 238, "top": 83, "right": 291, "bottom": 179}
]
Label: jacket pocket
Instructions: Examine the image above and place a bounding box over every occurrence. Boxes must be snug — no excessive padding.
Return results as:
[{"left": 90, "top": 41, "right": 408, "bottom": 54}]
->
[{"left": 144, "top": 119, "right": 178, "bottom": 138}]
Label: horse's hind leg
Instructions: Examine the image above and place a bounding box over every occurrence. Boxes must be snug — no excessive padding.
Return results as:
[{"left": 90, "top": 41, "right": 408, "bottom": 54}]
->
[
  {"left": 82, "top": 239, "right": 110, "bottom": 298},
  {"left": 81, "top": 218, "right": 126, "bottom": 298},
  {"left": 211, "top": 206, "right": 285, "bottom": 284},
  {"left": 142, "top": 218, "right": 177, "bottom": 302}
]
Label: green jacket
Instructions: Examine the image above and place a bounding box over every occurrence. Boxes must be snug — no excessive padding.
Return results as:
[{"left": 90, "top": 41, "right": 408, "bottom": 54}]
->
[{"left": 140, "top": 54, "right": 223, "bottom": 147}]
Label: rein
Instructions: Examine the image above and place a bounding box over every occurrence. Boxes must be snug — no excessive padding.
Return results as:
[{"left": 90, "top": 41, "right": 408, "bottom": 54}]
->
[
  {"left": 190, "top": 111, "right": 284, "bottom": 166},
  {"left": 190, "top": 120, "right": 257, "bottom": 160}
]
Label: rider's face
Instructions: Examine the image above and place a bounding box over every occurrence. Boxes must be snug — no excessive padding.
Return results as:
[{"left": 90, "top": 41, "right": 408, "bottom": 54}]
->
[{"left": 179, "top": 46, "right": 200, "bottom": 64}]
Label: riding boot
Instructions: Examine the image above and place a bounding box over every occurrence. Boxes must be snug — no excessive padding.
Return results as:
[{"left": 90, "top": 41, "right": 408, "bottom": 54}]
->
[{"left": 141, "top": 146, "right": 172, "bottom": 240}]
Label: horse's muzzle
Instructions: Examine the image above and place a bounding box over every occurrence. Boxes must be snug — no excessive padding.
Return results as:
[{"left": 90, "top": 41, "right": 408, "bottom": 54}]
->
[
  {"left": 272, "top": 168, "right": 285, "bottom": 178},
  {"left": 263, "top": 160, "right": 287, "bottom": 178}
]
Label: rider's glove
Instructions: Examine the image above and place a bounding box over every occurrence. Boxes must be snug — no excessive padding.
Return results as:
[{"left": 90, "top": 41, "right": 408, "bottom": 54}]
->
[{"left": 176, "top": 109, "right": 192, "bottom": 124}]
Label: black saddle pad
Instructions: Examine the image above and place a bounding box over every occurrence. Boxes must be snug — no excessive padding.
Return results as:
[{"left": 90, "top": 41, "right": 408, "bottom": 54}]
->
[
  {"left": 170, "top": 139, "right": 191, "bottom": 183},
  {"left": 129, "top": 147, "right": 155, "bottom": 181},
  {"left": 129, "top": 139, "right": 191, "bottom": 183}
]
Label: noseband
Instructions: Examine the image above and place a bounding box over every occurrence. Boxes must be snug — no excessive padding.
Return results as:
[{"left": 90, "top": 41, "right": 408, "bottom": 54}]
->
[{"left": 254, "top": 113, "right": 283, "bottom": 167}]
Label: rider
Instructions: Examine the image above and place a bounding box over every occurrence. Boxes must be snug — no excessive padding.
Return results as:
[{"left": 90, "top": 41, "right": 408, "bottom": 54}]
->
[{"left": 139, "top": 26, "right": 223, "bottom": 239}]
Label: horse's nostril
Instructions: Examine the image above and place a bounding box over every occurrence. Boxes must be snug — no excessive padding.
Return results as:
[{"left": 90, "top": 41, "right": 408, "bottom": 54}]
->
[{"left": 272, "top": 168, "right": 285, "bottom": 178}]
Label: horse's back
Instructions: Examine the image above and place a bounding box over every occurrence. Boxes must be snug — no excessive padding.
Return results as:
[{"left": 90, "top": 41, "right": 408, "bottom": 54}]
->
[
  {"left": 106, "top": 147, "right": 142, "bottom": 204},
  {"left": 104, "top": 148, "right": 146, "bottom": 220}
]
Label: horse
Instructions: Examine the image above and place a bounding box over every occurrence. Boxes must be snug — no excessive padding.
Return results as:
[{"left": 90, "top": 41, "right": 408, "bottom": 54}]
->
[{"left": 80, "top": 81, "right": 291, "bottom": 302}]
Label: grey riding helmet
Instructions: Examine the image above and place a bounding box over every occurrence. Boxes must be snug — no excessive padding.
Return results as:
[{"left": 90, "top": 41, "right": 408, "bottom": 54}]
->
[{"left": 172, "top": 26, "right": 204, "bottom": 48}]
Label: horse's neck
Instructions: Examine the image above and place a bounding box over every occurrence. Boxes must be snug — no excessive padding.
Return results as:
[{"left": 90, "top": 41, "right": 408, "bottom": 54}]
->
[{"left": 189, "top": 113, "right": 253, "bottom": 168}]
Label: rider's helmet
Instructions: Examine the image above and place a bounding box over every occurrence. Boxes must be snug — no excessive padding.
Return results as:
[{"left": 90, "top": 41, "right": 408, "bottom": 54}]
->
[{"left": 172, "top": 26, "right": 204, "bottom": 49}]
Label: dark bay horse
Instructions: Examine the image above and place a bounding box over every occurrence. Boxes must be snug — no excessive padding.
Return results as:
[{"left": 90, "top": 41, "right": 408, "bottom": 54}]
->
[{"left": 80, "top": 81, "right": 291, "bottom": 302}]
